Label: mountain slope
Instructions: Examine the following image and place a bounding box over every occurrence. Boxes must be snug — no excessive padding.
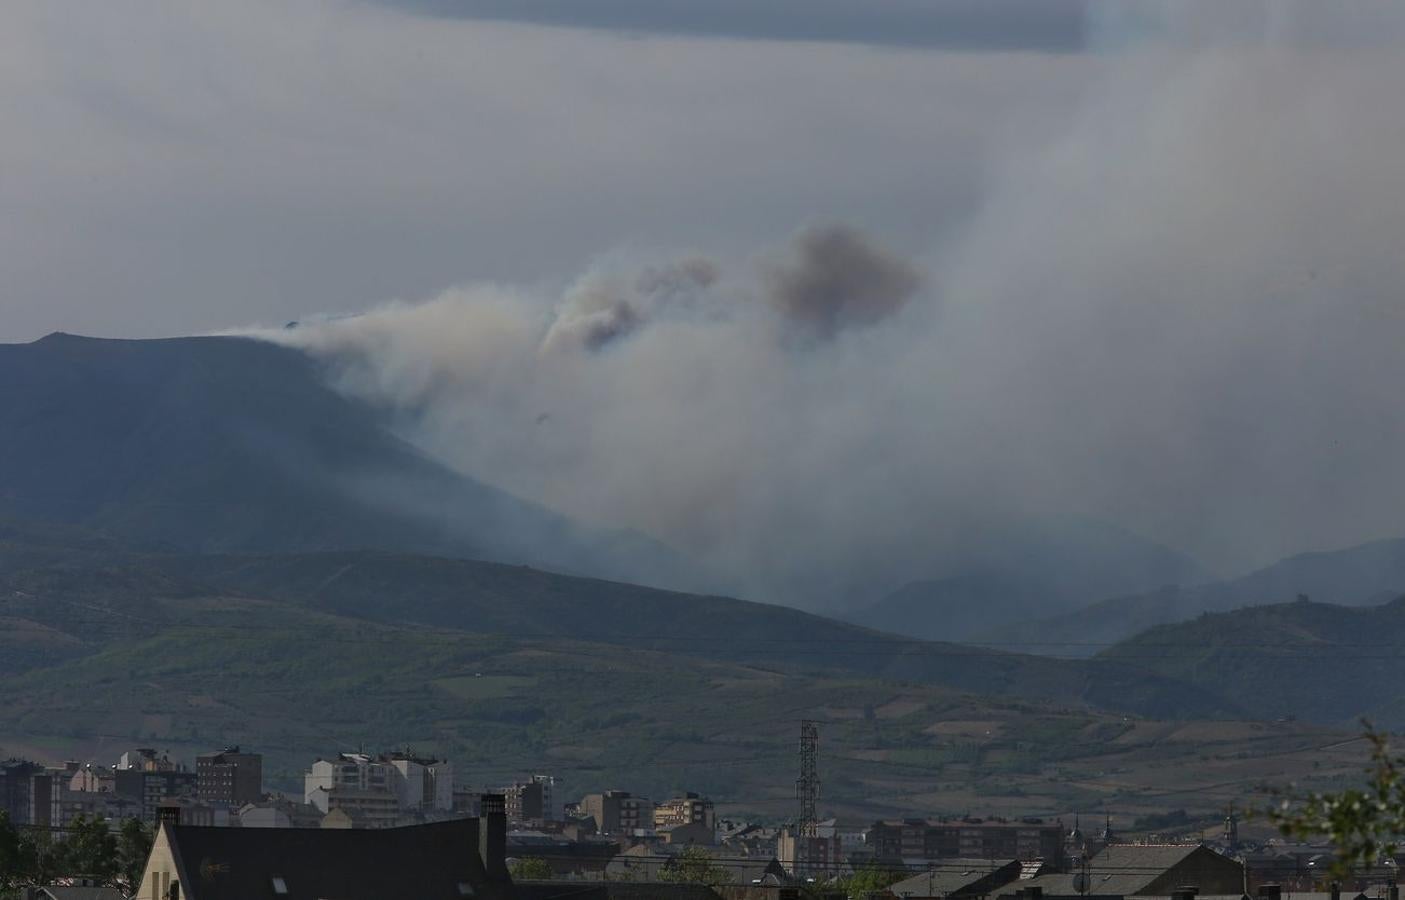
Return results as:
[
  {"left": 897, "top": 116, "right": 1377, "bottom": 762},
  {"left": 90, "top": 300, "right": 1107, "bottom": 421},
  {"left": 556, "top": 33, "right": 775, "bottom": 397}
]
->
[
  {"left": 0, "top": 524, "right": 1238, "bottom": 722},
  {"left": 0, "top": 544, "right": 1301, "bottom": 819},
  {"left": 1098, "top": 595, "right": 1405, "bottom": 727},
  {"left": 983, "top": 538, "right": 1405, "bottom": 656},
  {"left": 846, "top": 519, "right": 1205, "bottom": 642},
  {"left": 0, "top": 590, "right": 1353, "bottom": 823},
  {"left": 0, "top": 333, "right": 676, "bottom": 585},
  {"left": 177, "top": 549, "right": 1247, "bottom": 718}
]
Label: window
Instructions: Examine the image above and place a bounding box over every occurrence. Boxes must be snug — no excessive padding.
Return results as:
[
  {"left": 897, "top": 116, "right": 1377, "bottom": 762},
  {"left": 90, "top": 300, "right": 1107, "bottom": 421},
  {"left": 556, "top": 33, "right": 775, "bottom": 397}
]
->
[
  {"left": 457, "top": 882, "right": 476, "bottom": 896},
  {"left": 271, "top": 876, "right": 289, "bottom": 895}
]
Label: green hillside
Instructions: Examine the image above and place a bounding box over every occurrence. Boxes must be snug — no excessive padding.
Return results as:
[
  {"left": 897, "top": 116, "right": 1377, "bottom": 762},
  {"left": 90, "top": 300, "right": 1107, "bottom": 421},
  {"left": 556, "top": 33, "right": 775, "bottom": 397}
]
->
[
  {"left": 1099, "top": 596, "right": 1405, "bottom": 727},
  {"left": 0, "top": 537, "right": 1239, "bottom": 722},
  {"left": 0, "top": 574, "right": 1364, "bottom": 825}
]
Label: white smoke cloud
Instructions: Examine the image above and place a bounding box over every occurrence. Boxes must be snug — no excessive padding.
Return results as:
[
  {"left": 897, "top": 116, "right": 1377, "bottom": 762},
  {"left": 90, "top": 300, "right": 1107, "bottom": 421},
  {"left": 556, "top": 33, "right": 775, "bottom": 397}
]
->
[{"left": 241, "top": 2, "right": 1405, "bottom": 611}]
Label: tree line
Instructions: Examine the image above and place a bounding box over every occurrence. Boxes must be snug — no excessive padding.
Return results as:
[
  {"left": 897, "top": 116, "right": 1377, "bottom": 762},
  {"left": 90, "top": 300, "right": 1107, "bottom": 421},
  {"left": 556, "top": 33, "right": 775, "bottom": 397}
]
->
[{"left": 0, "top": 813, "right": 152, "bottom": 898}]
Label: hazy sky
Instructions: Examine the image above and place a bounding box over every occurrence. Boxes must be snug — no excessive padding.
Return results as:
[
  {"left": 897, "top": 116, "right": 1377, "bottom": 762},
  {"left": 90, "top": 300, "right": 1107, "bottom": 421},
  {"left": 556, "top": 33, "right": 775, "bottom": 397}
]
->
[
  {"left": 0, "top": 0, "right": 1094, "bottom": 343},
  {"left": 6, "top": 1, "right": 1405, "bottom": 605}
]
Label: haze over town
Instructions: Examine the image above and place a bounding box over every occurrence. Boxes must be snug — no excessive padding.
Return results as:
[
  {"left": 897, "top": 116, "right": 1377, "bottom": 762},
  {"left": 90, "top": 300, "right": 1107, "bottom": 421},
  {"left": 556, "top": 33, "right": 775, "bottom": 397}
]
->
[{"left": 4, "top": 5, "right": 1405, "bottom": 898}]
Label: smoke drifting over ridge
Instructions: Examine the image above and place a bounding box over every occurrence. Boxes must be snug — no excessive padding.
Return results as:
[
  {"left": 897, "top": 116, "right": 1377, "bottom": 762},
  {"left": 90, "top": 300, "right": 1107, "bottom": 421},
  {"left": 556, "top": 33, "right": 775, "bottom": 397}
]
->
[{"left": 254, "top": 3, "right": 1405, "bottom": 609}]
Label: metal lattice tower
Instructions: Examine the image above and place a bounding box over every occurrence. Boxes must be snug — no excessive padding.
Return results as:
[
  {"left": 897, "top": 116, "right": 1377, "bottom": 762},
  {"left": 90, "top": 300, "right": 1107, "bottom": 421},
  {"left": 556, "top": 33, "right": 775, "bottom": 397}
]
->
[{"left": 796, "top": 719, "right": 820, "bottom": 837}]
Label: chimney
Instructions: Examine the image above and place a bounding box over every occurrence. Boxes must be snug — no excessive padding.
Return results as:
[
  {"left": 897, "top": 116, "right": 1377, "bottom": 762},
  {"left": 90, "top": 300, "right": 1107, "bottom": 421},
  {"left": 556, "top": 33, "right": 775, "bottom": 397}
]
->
[
  {"left": 479, "top": 793, "right": 509, "bottom": 881},
  {"left": 158, "top": 804, "right": 181, "bottom": 827},
  {"left": 1330, "top": 881, "right": 1341, "bottom": 900}
]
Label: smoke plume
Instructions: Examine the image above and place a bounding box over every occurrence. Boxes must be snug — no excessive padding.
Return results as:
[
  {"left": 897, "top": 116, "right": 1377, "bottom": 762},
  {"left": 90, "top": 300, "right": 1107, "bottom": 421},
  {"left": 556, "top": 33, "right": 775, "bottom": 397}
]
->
[
  {"left": 252, "top": 2, "right": 1405, "bottom": 610},
  {"left": 764, "top": 225, "right": 922, "bottom": 341}
]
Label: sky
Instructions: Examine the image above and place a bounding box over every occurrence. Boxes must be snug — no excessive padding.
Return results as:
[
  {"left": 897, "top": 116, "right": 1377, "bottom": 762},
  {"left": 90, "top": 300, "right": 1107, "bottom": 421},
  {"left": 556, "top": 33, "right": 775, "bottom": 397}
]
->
[
  {"left": 5, "top": 1, "right": 1405, "bottom": 608},
  {"left": 0, "top": 0, "right": 1097, "bottom": 343}
]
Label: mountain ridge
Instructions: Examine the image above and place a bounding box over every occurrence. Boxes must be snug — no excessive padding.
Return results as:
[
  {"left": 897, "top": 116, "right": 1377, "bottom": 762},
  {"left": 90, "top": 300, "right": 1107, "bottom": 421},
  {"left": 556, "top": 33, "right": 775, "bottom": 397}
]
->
[
  {"left": 0, "top": 332, "right": 684, "bottom": 588},
  {"left": 981, "top": 537, "right": 1405, "bottom": 656}
]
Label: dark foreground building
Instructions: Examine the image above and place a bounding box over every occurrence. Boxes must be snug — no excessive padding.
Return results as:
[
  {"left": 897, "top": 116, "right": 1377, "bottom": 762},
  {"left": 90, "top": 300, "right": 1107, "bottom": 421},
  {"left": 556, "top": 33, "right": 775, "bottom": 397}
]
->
[{"left": 137, "top": 797, "right": 515, "bottom": 900}]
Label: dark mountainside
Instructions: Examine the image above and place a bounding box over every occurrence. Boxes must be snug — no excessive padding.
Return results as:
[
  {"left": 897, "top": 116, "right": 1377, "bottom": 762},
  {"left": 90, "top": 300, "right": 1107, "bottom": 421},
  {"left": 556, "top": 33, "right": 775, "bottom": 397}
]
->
[
  {"left": 0, "top": 333, "right": 678, "bottom": 587},
  {"left": 0, "top": 521, "right": 1234, "bottom": 721},
  {"left": 0, "top": 537, "right": 1354, "bottom": 819},
  {"left": 846, "top": 519, "right": 1205, "bottom": 642},
  {"left": 0, "top": 325, "right": 1388, "bottom": 746},
  {"left": 0, "top": 523, "right": 1263, "bottom": 809},
  {"left": 983, "top": 538, "right": 1405, "bottom": 657},
  {"left": 1100, "top": 595, "right": 1405, "bottom": 728}
]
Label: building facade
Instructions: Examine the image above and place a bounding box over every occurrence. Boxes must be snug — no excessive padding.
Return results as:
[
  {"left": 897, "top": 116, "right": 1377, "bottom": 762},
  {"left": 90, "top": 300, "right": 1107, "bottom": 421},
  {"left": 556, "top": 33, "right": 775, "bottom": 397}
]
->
[
  {"left": 870, "top": 818, "right": 1065, "bottom": 868},
  {"left": 196, "top": 746, "right": 263, "bottom": 807},
  {"left": 0, "top": 760, "right": 57, "bottom": 827},
  {"left": 503, "top": 775, "right": 557, "bottom": 824},
  {"left": 381, "top": 751, "right": 453, "bottom": 812},
  {"left": 114, "top": 769, "right": 199, "bottom": 824},
  {"left": 116, "top": 749, "right": 177, "bottom": 772},
  {"left": 580, "top": 791, "right": 655, "bottom": 835},
  {"left": 777, "top": 828, "right": 843, "bottom": 877},
  {"left": 654, "top": 793, "right": 715, "bottom": 831}
]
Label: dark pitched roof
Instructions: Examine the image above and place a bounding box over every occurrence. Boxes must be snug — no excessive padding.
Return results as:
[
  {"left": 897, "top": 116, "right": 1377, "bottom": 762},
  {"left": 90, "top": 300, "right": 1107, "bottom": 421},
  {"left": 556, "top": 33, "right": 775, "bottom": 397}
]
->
[
  {"left": 1091, "top": 845, "right": 1203, "bottom": 871},
  {"left": 1009, "top": 845, "right": 1241, "bottom": 899},
  {"left": 889, "top": 859, "right": 1020, "bottom": 898},
  {"left": 516, "top": 884, "right": 722, "bottom": 900},
  {"left": 164, "top": 819, "right": 507, "bottom": 900}
]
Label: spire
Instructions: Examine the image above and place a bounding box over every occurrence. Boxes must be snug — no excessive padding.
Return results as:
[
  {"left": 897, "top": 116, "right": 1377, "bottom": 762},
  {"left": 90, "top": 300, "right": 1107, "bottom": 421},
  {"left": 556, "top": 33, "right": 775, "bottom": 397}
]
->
[
  {"left": 1223, "top": 802, "right": 1239, "bottom": 850},
  {"left": 1067, "top": 814, "right": 1085, "bottom": 855},
  {"left": 1102, "top": 813, "right": 1115, "bottom": 845}
]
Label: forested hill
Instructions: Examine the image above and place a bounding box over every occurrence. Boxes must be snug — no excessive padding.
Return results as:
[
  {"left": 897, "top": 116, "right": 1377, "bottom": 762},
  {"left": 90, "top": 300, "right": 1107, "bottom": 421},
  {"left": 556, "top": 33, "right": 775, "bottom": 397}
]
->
[{"left": 1099, "top": 595, "right": 1405, "bottom": 727}]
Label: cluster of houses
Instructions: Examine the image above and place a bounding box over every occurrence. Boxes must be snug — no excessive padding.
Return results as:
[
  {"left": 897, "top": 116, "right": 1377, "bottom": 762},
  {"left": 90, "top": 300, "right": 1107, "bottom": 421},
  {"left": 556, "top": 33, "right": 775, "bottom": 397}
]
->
[{"left": 1, "top": 747, "right": 1388, "bottom": 900}]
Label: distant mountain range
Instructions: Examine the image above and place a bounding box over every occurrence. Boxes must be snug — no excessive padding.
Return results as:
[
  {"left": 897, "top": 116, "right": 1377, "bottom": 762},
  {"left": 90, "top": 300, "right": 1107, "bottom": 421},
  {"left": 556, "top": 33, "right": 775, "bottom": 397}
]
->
[
  {"left": 979, "top": 537, "right": 1405, "bottom": 656},
  {"left": 0, "top": 517, "right": 1234, "bottom": 721},
  {"left": 845, "top": 518, "right": 1207, "bottom": 642},
  {"left": 5, "top": 329, "right": 1404, "bottom": 747},
  {"left": 0, "top": 333, "right": 681, "bottom": 588},
  {"left": 0, "top": 523, "right": 1359, "bottom": 818}
]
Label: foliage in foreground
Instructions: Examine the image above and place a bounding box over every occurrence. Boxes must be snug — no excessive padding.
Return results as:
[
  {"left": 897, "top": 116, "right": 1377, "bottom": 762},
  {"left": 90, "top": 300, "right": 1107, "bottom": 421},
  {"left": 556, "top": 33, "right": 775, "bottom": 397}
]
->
[
  {"left": 508, "top": 857, "right": 554, "bottom": 881},
  {"left": 837, "top": 861, "right": 908, "bottom": 896},
  {"left": 0, "top": 813, "right": 151, "bottom": 898},
  {"left": 1272, "top": 721, "right": 1405, "bottom": 879},
  {"left": 660, "top": 846, "right": 734, "bottom": 887}
]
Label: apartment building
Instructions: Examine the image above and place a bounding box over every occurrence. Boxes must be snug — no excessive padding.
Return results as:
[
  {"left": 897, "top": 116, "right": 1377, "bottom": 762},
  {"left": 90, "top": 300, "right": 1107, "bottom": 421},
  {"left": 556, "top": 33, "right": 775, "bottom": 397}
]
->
[
  {"left": 114, "top": 768, "right": 198, "bottom": 824},
  {"left": 0, "top": 759, "right": 58, "bottom": 827},
  {"left": 580, "top": 790, "right": 655, "bottom": 834},
  {"left": 381, "top": 750, "right": 453, "bottom": 812},
  {"left": 654, "top": 792, "right": 715, "bottom": 830},
  {"left": 502, "top": 774, "right": 557, "bottom": 824},
  {"left": 196, "top": 746, "right": 263, "bottom": 807},
  {"left": 870, "top": 818, "right": 1065, "bottom": 868}
]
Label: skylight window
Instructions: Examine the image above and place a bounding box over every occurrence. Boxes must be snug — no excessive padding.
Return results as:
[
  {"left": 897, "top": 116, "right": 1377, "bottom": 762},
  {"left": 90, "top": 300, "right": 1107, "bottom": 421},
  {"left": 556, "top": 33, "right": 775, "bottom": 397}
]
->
[{"left": 272, "top": 876, "right": 289, "bottom": 895}]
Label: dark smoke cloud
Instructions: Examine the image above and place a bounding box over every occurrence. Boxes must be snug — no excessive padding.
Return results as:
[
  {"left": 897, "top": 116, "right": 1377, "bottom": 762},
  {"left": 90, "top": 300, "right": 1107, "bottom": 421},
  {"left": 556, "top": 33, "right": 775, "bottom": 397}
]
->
[{"left": 764, "top": 224, "right": 923, "bottom": 340}]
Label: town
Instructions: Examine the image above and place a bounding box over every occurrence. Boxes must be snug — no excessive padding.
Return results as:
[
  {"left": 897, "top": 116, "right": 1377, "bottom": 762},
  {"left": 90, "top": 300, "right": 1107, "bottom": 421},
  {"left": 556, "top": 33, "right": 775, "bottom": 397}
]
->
[{"left": 0, "top": 724, "right": 1380, "bottom": 900}]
